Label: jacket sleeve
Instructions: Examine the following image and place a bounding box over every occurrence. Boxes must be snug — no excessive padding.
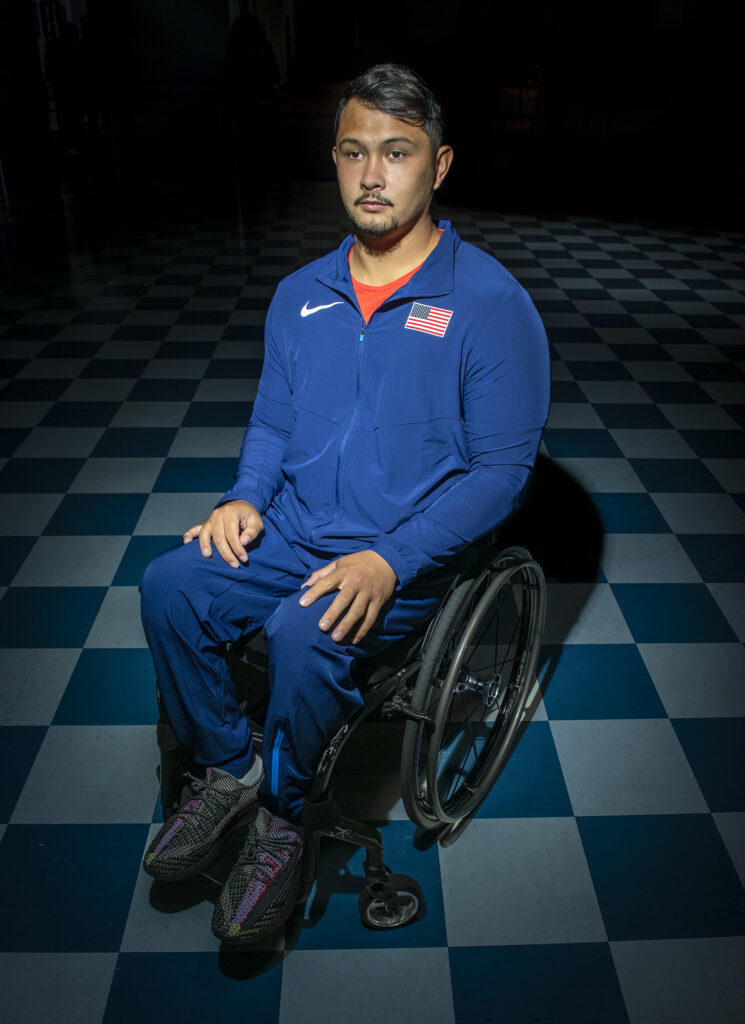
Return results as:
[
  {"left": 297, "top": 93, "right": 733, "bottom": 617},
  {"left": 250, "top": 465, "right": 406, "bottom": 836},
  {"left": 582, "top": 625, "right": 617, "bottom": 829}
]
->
[
  {"left": 370, "top": 283, "right": 551, "bottom": 588},
  {"left": 217, "top": 299, "right": 294, "bottom": 513}
]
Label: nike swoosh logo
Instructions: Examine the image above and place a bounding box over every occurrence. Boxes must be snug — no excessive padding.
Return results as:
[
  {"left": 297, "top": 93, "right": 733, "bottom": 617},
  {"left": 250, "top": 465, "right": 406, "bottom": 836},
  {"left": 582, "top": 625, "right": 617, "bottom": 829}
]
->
[{"left": 300, "top": 300, "right": 344, "bottom": 317}]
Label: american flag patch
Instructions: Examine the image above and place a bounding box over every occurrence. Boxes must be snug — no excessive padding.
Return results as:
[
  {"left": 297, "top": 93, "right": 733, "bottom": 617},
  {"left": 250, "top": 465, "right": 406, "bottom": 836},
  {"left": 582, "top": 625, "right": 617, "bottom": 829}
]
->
[{"left": 404, "top": 302, "right": 453, "bottom": 337}]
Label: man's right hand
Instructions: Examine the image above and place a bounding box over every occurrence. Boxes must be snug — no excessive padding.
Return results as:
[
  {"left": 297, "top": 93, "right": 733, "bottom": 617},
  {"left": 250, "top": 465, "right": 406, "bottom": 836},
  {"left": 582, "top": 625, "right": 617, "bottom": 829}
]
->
[{"left": 183, "top": 500, "right": 264, "bottom": 568}]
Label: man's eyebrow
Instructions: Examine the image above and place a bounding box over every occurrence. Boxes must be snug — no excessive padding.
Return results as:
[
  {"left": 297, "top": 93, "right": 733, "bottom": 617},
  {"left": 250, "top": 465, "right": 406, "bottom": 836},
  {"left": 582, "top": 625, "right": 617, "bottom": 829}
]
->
[{"left": 337, "top": 135, "right": 418, "bottom": 147}]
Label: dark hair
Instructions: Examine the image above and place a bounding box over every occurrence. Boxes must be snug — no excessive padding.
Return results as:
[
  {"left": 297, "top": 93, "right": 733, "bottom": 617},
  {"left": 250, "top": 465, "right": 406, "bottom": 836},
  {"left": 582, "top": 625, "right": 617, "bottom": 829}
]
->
[{"left": 334, "top": 64, "right": 444, "bottom": 151}]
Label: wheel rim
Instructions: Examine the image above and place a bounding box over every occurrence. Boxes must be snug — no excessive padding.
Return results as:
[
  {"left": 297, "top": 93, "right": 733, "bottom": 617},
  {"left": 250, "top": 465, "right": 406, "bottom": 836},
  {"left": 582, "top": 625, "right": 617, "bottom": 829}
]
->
[
  {"left": 426, "top": 561, "right": 544, "bottom": 823},
  {"left": 363, "top": 890, "right": 420, "bottom": 928},
  {"left": 408, "top": 570, "right": 492, "bottom": 827}
]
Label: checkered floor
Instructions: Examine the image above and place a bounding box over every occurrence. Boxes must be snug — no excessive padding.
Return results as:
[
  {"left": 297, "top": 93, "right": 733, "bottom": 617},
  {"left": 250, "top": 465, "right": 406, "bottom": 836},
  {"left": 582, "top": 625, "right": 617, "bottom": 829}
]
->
[{"left": 1, "top": 180, "right": 744, "bottom": 1024}]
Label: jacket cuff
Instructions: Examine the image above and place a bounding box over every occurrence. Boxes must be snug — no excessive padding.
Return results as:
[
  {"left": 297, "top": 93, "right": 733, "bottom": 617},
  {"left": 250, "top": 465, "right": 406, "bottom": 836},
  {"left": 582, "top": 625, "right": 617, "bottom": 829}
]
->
[
  {"left": 215, "top": 485, "right": 269, "bottom": 515},
  {"left": 369, "top": 538, "right": 418, "bottom": 590}
]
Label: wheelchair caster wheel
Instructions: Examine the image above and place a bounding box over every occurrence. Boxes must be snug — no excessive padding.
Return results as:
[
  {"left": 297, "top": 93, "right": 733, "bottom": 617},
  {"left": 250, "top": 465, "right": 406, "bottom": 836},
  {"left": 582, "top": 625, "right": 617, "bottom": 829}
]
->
[{"left": 358, "top": 874, "right": 425, "bottom": 930}]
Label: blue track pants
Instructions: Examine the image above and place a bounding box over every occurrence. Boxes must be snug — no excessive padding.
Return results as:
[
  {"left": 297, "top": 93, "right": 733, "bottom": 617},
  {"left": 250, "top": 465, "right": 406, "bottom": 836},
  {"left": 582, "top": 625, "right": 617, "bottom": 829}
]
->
[{"left": 140, "top": 513, "right": 446, "bottom": 820}]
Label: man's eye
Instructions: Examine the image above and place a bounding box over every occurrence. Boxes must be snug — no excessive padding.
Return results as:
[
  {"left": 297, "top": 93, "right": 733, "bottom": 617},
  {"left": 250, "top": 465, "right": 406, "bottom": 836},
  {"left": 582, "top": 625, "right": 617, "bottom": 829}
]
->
[
  {"left": 389, "top": 151, "right": 405, "bottom": 159},
  {"left": 345, "top": 150, "right": 362, "bottom": 159}
]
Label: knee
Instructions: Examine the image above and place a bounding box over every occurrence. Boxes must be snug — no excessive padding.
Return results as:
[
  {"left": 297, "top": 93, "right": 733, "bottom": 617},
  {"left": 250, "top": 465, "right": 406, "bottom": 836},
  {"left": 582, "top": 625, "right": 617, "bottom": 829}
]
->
[
  {"left": 140, "top": 542, "right": 198, "bottom": 624},
  {"left": 142, "top": 544, "right": 177, "bottom": 600},
  {"left": 263, "top": 590, "right": 336, "bottom": 655}
]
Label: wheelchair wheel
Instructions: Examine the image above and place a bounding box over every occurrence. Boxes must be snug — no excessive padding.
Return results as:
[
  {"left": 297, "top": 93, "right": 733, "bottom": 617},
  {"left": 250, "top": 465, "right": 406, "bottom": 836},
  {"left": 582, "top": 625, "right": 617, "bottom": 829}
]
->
[
  {"left": 401, "top": 551, "right": 545, "bottom": 829},
  {"left": 358, "top": 874, "right": 424, "bottom": 929}
]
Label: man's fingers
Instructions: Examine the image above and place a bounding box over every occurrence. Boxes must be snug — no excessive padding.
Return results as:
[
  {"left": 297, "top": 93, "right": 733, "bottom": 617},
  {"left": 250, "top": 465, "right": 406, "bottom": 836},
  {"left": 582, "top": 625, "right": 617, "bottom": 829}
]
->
[
  {"left": 327, "top": 594, "right": 369, "bottom": 643},
  {"left": 186, "top": 502, "right": 263, "bottom": 565},
  {"left": 350, "top": 605, "right": 380, "bottom": 645},
  {"left": 317, "top": 587, "right": 354, "bottom": 633},
  {"left": 214, "top": 531, "right": 242, "bottom": 568},
  {"left": 300, "top": 561, "right": 338, "bottom": 594},
  {"left": 299, "top": 566, "right": 341, "bottom": 606},
  {"left": 207, "top": 520, "right": 239, "bottom": 568},
  {"left": 224, "top": 516, "right": 248, "bottom": 564},
  {"left": 239, "top": 511, "right": 264, "bottom": 546},
  {"left": 196, "top": 522, "right": 214, "bottom": 557},
  {"left": 298, "top": 550, "right": 396, "bottom": 641}
]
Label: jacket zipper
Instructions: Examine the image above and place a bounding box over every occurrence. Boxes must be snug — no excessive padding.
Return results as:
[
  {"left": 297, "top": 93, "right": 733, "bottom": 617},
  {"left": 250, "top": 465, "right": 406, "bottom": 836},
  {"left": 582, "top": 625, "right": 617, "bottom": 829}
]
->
[
  {"left": 270, "top": 725, "right": 284, "bottom": 798},
  {"left": 334, "top": 323, "right": 366, "bottom": 514}
]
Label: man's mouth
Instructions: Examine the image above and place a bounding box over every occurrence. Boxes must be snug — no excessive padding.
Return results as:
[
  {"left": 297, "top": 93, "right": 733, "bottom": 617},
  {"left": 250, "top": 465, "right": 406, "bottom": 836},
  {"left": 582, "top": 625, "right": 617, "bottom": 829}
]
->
[{"left": 355, "top": 195, "right": 393, "bottom": 210}]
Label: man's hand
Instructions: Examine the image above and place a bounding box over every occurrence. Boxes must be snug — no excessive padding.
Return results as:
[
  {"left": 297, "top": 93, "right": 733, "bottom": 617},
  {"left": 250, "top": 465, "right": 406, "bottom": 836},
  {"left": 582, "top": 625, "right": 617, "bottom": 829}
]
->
[
  {"left": 183, "top": 500, "right": 263, "bottom": 568},
  {"left": 299, "top": 550, "right": 398, "bottom": 645}
]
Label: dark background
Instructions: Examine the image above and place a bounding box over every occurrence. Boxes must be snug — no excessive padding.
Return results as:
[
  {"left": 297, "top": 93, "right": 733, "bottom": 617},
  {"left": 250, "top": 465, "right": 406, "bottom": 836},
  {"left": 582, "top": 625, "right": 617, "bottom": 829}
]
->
[{"left": 1, "top": 0, "right": 744, "bottom": 228}]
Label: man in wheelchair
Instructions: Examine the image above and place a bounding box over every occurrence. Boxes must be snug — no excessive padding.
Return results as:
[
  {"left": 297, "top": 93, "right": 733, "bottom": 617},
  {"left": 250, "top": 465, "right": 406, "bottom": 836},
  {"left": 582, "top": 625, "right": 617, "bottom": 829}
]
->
[{"left": 140, "top": 63, "right": 550, "bottom": 942}]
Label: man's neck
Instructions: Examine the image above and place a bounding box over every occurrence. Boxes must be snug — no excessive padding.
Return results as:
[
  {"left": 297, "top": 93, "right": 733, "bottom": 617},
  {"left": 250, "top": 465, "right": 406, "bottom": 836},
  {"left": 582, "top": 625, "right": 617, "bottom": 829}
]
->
[{"left": 349, "top": 216, "right": 442, "bottom": 286}]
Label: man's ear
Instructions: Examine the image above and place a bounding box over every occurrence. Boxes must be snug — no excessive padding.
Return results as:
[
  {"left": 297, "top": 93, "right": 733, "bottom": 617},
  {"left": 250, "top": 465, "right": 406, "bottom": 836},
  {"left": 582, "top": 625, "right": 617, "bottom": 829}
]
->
[
  {"left": 332, "top": 146, "right": 338, "bottom": 167},
  {"left": 433, "top": 145, "right": 454, "bottom": 190}
]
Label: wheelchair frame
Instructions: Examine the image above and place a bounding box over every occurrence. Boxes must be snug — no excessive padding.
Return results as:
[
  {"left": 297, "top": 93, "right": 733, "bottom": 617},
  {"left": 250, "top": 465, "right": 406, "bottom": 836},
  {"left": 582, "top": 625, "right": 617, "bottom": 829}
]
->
[{"left": 155, "top": 542, "right": 546, "bottom": 932}]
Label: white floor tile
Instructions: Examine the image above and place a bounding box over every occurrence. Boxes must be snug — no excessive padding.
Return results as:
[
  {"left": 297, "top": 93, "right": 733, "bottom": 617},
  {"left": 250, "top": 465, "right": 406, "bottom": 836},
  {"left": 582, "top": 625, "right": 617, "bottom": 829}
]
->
[
  {"left": 707, "top": 582, "right": 745, "bottom": 640},
  {"left": 713, "top": 812, "right": 745, "bottom": 890},
  {"left": 638, "top": 643, "right": 745, "bottom": 717},
  {"left": 280, "top": 947, "right": 455, "bottom": 1024},
  {"left": 578, "top": 381, "right": 652, "bottom": 403},
  {"left": 658, "top": 404, "right": 740, "bottom": 430},
  {"left": 140, "top": 359, "right": 209, "bottom": 379},
  {"left": 550, "top": 719, "right": 707, "bottom": 815},
  {"left": 11, "top": 724, "right": 159, "bottom": 823},
  {"left": 652, "top": 493, "right": 745, "bottom": 533},
  {"left": 440, "top": 817, "right": 606, "bottom": 946},
  {"left": 15, "top": 427, "right": 104, "bottom": 458},
  {"left": 0, "top": 493, "right": 63, "bottom": 535},
  {"left": 193, "top": 379, "right": 260, "bottom": 401},
  {"left": 134, "top": 493, "right": 224, "bottom": 534},
  {"left": 12, "top": 536, "right": 130, "bottom": 587},
  {"left": 610, "top": 429, "right": 695, "bottom": 458},
  {"left": 84, "top": 586, "right": 148, "bottom": 648},
  {"left": 703, "top": 458, "right": 745, "bottom": 493},
  {"left": 612, "top": 937, "right": 745, "bottom": 1024},
  {"left": 110, "top": 402, "right": 189, "bottom": 428},
  {"left": 626, "top": 361, "right": 692, "bottom": 382},
  {"left": 69, "top": 458, "right": 164, "bottom": 494},
  {"left": 61, "top": 380, "right": 134, "bottom": 402},
  {"left": 0, "top": 648, "right": 80, "bottom": 725},
  {"left": 0, "top": 402, "right": 53, "bottom": 427},
  {"left": 554, "top": 457, "right": 645, "bottom": 492},
  {"left": 600, "top": 534, "right": 701, "bottom": 584},
  {"left": 0, "top": 953, "right": 117, "bottom": 1024},
  {"left": 543, "top": 583, "right": 634, "bottom": 644},
  {"left": 168, "top": 427, "right": 245, "bottom": 458}
]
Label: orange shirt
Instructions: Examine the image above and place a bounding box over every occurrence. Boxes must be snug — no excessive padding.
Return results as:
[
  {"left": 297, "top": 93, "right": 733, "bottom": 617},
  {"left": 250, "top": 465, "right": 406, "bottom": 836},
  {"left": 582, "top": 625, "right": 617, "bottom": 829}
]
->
[
  {"left": 349, "top": 229, "right": 444, "bottom": 323},
  {"left": 351, "top": 261, "right": 422, "bottom": 324}
]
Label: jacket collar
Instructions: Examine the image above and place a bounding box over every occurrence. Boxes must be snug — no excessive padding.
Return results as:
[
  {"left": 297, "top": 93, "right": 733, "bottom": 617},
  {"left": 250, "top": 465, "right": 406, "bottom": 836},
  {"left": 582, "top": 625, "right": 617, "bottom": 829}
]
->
[{"left": 316, "top": 220, "right": 459, "bottom": 303}]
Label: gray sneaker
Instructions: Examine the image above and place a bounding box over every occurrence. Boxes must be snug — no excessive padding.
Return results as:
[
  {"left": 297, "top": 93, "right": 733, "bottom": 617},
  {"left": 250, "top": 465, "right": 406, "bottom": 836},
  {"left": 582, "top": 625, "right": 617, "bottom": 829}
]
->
[
  {"left": 211, "top": 806, "right": 304, "bottom": 942},
  {"left": 143, "top": 761, "right": 263, "bottom": 882}
]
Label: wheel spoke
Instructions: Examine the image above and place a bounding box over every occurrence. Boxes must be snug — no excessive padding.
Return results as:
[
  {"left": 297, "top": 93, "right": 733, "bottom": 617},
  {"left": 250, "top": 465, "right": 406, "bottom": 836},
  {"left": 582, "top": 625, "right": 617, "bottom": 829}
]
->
[
  {"left": 433, "top": 573, "right": 536, "bottom": 817},
  {"left": 403, "top": 559, "right": 545, "bottom": 829}
]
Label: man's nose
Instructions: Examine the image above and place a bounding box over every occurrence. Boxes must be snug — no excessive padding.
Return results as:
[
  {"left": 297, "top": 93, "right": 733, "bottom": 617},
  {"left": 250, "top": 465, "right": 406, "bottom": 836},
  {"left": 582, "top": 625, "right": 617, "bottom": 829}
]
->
[{"left": 360, "top": 155, "right": 385, "bottom": 192}]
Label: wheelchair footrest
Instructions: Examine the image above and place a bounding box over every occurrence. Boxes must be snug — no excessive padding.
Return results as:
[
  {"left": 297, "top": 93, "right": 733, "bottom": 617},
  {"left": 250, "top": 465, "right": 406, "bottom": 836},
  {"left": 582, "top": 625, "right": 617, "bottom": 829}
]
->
[{"left": 303, "top": 792, "right": 385, "bottom": 864}]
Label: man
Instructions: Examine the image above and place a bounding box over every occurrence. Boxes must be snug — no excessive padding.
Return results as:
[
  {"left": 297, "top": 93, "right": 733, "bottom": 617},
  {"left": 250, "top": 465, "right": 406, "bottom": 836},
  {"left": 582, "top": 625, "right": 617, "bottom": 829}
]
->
[{"left": 140, "top": 64, "right": 550, "bottom": 943}]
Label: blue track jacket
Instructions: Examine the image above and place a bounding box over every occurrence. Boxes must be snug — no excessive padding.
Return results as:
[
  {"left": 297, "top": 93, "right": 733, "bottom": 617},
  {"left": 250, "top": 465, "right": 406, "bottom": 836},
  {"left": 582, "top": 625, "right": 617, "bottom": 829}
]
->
[{"left": 219, "top": 221, "right": 551, "bottom": 588}]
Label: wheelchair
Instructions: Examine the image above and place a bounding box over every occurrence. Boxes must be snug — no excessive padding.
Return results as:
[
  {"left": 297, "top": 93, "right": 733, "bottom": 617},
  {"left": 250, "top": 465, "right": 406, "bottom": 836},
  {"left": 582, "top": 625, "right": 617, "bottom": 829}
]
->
[{"left": 155, "top": 540, "right": 546, "bottom": 932}]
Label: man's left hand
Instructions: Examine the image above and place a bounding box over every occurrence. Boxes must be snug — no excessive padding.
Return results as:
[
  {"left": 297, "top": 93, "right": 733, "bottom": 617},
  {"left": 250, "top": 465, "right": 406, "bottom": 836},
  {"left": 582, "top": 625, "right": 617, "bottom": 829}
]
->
[{"left": 299, "top": 551, "right": 398, "bottom": 645}]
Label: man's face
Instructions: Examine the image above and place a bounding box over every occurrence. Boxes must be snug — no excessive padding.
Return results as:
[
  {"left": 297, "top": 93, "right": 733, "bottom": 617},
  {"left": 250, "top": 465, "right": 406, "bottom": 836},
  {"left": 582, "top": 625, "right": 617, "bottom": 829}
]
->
[{"left": 333, "top": 98, "right": 452, "bottom": 241}]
